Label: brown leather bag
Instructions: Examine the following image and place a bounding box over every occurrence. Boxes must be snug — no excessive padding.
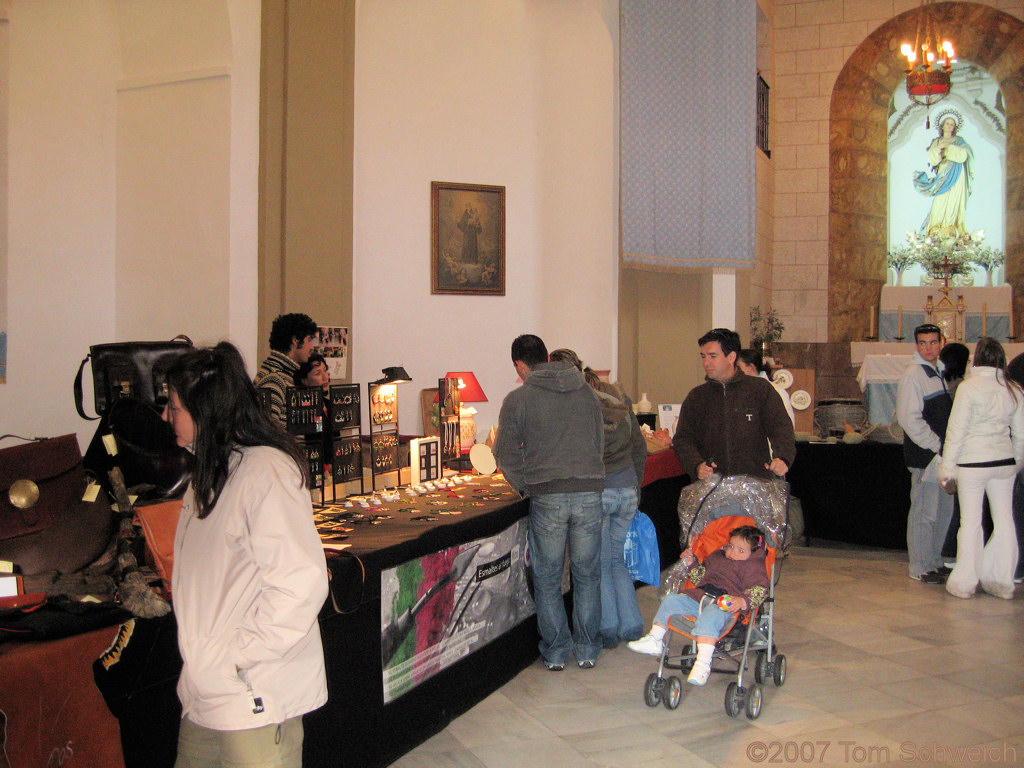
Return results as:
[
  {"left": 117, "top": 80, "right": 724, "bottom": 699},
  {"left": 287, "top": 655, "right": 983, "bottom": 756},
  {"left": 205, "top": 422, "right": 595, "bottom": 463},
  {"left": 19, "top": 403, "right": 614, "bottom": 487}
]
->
[{"left": 0, "top": 435, "right": 114, "bottom": 576}]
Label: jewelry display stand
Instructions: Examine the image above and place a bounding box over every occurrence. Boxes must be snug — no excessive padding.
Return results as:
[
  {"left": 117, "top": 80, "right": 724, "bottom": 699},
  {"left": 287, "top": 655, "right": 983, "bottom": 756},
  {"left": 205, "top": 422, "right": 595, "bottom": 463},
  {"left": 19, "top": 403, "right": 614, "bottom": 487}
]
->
[
  {"left": 285, "top": 385, "right": 327, "bottom": 504},
  {"left": 367, "top": 382, "right": 401, "bottom": 491},
  {"left": 329, "top": 383, "right": 363, "bottom": 496},
  {"left": 438, "top": 376, "right": 463, "bottom": 473}
]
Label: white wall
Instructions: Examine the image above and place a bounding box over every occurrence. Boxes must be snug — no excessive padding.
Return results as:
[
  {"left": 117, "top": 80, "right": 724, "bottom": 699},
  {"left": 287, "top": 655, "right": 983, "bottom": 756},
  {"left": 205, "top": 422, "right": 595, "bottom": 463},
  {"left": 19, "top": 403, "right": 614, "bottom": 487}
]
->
[
  {"left": 352, "top": 0, "right": 620, "bottom": 438},
  {"left": 0, "top": 0, "right": 260, "bottom": 449}
]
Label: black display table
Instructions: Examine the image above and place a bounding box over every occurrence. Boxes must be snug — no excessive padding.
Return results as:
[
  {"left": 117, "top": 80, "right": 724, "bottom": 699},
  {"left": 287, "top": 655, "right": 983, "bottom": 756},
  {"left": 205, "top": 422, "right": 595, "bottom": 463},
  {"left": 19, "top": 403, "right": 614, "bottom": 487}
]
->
[
  {"left": 305, "top": 480, "right": 534, "bottom": 768},
  {"left": 787, "top": 440, "right": 910, "bottom": 549}
]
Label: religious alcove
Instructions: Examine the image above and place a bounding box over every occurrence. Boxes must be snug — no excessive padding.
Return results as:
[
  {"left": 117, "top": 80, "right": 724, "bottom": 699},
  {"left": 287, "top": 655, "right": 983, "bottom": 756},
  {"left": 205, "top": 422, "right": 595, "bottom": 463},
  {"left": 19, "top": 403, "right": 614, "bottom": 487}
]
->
[{"left": 829, "top": 2, "right": 1024, "bottom": 341}]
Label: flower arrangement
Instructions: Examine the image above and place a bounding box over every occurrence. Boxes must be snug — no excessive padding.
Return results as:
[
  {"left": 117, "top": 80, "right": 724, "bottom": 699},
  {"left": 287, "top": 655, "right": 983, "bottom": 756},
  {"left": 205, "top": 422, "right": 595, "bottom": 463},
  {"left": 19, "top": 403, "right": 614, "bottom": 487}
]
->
[
  {"left": 890, "top": 230, "right": 1005, "bottom": 285},
  {"left": 886, "top": 247, "right": 917, "bottom": 274},
  {"left": 971, "top": 245, "right": 1005, "bottom": 274},
  {"left": 749, "top": 306, "right": 785, "bottom": 348},
  {"left": 904, "top": 230, "right": 972, "bottom": 281}
]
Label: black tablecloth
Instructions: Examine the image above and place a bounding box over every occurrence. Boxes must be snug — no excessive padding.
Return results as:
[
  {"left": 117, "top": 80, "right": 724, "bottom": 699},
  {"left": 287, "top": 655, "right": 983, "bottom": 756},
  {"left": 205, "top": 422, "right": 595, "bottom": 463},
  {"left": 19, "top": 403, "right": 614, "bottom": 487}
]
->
[
  {"left": 787, "top": 441, "right": 910, "bottom": 549},
  {"left": 306, "top": 480, "right": 535, "bottom": 768}
]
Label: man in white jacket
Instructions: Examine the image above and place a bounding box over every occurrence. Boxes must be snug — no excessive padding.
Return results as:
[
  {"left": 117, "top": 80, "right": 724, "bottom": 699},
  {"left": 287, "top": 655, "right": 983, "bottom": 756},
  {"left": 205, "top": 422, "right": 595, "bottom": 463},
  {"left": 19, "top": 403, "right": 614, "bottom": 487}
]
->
[{"left": 896, "top": 323, "right": 954, "bottom": 584}]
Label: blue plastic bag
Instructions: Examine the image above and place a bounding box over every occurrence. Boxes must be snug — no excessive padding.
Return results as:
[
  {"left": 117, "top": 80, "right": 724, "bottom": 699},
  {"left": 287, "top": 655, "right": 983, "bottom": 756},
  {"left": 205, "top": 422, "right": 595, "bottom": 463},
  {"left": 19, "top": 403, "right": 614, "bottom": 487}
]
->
[{"left": 623, "top": 510, "right": 660, "bottom": 586}]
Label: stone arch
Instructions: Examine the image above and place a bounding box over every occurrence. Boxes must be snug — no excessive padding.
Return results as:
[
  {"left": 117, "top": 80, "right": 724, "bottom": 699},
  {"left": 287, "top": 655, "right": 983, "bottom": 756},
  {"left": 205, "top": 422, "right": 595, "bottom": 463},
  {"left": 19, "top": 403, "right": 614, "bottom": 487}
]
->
[{"left": 829, "top": 2, "right": 1024, "bottom": 341}]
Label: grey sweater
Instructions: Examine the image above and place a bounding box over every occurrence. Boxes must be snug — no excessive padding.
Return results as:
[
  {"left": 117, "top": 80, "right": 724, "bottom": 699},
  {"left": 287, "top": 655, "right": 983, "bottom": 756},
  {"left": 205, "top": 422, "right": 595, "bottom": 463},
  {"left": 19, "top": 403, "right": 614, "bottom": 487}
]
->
[{"left": 493, "top": 362, "right": 604, "bottom": 496}]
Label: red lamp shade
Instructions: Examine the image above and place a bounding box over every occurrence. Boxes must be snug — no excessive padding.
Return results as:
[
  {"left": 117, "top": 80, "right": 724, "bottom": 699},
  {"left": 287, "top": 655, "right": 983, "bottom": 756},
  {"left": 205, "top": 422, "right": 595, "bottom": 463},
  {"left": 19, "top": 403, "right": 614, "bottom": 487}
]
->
[{"left": 443, "top": 371, "right": 487, "bottom": 403}]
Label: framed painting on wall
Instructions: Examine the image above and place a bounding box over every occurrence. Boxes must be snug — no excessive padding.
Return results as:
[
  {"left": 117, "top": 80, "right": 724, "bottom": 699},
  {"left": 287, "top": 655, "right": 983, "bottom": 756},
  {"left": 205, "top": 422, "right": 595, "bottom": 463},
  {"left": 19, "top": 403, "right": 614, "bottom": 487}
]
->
[{"left": 431, "top": 181, "right": 505, "bottom": 295}]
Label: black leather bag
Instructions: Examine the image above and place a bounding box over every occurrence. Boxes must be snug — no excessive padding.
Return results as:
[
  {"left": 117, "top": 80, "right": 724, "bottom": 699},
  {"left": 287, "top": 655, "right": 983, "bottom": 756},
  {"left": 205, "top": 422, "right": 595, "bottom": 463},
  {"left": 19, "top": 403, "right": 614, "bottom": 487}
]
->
[
  {"left": 83, "top": 397, "right": 192, "bottom": 502},
  {"left": 0, "top": 435, "right": 115, "bottom": 576},
  {"left": 74, "top": 335, "right": 193, "bottom": 420}
]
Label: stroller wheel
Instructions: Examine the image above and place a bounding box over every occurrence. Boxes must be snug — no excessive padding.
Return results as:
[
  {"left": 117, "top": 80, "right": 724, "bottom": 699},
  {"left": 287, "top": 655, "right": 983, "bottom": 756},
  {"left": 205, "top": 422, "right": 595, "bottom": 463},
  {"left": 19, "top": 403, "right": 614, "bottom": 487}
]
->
[
  {"left": 772, "top": 654, "right": 787, "bottom": 687},
  {"left": 662, "top": 676, "right": 682, "bottom": 710},
  {"left": 745, "top": 683, "right": 763, "bottom": 720},
  {"left": 754, "top": 650, "right": 769, "bottom": 684},
  {"left": 643, "top": 673, "right": 663, "bottom": 707},
  {"left": 724, "top": 682, "right": 743, "bottom": 717}
]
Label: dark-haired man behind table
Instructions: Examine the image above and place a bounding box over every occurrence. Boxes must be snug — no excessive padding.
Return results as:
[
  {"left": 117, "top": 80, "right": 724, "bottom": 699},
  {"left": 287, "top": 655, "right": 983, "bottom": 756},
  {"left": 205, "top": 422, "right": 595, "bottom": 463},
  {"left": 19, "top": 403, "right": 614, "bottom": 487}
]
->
[{"left": 254, "top": 313, "right": 319, "bottom": 425}]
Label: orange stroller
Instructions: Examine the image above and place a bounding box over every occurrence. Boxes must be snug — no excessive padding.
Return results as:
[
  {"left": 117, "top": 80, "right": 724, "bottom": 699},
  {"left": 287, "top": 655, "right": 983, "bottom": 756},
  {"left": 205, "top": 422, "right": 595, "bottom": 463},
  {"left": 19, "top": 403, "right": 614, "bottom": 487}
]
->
[{"left": 640, "top": 511, "right": 787, "bottom": 719}]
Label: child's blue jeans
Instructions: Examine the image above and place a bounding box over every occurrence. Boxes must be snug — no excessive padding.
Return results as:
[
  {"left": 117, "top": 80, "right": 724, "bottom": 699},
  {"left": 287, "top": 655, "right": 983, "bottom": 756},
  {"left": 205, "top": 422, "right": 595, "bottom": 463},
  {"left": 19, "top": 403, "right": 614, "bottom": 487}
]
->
[{"left": 653, "top": 593, "right": 734, "bottom": 638}]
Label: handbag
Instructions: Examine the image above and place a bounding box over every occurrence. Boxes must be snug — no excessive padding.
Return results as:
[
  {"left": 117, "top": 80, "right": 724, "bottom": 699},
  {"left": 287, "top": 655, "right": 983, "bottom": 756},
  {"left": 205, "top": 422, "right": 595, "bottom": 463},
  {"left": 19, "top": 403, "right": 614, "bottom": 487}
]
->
[
  {"left": 73, "top": 335, "right": 193, "bottom": 420},
  {"left": 624, "top": 510, "right": 661, "bottom": 586},
  {"left": 83, "top": 397, "right": 192, "bottom": 501},
  {"left": 0, "top": 435, "right": 115, "bottom": 576}
]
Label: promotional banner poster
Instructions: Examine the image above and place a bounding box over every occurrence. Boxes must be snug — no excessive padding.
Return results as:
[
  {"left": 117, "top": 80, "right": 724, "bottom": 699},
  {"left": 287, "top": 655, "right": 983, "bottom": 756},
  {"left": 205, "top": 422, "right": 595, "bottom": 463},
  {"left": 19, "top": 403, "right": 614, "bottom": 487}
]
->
[
  {"left": 380, "top": 519, "right": 533, "bottom": 703},
  {"left": 316, "top": 326, "right": 348, "bottom": 378}
]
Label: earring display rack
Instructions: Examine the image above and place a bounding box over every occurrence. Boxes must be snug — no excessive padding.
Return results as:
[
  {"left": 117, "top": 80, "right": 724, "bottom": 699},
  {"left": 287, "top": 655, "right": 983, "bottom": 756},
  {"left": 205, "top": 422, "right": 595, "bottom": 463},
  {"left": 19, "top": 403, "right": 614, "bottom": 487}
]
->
[
  {"left": 367, "top": 382, "right": 401, "bottom": 491},
  {"left": 286, "top": 385, "right": 328, "bottom": 502},
  {"left": 329, "top": 383, "right": 363, "bottom": 493},
  {"left": 285, "top": 386, "right": 325, "bottom": 435}
]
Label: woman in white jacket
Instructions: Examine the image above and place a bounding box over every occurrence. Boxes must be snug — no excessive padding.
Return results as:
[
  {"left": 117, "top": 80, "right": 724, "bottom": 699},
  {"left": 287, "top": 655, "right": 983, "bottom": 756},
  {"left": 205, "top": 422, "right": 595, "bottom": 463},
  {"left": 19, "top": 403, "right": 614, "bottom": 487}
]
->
[
  {"left": 938, "top": 337, "right": 1024, "bottom": 600},
  {"left": 163, "top": 343, "right": 328, "bottom": 768}
]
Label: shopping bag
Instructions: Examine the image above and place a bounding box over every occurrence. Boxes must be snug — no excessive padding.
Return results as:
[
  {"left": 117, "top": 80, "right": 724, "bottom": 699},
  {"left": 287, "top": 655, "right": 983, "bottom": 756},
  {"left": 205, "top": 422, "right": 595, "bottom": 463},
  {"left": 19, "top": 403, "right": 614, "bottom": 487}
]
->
[{"left": 623, "top": 510, "right": 660, "bottom": 586}]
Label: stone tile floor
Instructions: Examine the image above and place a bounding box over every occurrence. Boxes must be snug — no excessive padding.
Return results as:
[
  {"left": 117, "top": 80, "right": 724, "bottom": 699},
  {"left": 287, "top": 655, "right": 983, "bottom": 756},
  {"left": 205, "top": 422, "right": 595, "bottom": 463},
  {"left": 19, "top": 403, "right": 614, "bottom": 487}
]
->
[{"left": 393, "top": 545, "right": 1024, "bottom": 768}]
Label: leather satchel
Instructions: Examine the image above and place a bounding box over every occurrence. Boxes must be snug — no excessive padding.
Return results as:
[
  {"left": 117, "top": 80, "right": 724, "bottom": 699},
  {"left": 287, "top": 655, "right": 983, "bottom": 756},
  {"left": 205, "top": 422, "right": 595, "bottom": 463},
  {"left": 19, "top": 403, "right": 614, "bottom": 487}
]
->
[
  {"left": 83, "top": 397, "right": 192, "bottom": 501},
  {"left": 74, "top": 335, "right": 193, "bottom": 420},
  {"left": 0, "top": 435, "right": 115, "bottom": 576}
]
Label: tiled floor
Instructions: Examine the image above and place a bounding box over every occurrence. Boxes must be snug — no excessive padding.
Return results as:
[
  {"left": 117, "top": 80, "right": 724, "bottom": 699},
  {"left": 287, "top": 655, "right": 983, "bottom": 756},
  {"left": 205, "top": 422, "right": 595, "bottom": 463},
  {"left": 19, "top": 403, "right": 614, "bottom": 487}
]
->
[{"left": 393, "top": 545, "right": 1024, "bottom": 767}]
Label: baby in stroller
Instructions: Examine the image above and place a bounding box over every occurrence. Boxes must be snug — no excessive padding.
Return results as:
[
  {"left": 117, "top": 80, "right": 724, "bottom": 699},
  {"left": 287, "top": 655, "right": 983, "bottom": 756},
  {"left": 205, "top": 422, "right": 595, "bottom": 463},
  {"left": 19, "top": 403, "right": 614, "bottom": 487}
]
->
[{"left": 628, "top": 523, "right": 769, "bottom": 685}]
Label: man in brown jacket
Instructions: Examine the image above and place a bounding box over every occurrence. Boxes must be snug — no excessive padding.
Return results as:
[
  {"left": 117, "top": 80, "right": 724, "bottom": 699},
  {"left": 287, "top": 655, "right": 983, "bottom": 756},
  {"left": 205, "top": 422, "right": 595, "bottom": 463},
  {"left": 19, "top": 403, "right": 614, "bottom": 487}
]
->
[{"left": 672, "top": 328, "right": 795, "bottom": 483}]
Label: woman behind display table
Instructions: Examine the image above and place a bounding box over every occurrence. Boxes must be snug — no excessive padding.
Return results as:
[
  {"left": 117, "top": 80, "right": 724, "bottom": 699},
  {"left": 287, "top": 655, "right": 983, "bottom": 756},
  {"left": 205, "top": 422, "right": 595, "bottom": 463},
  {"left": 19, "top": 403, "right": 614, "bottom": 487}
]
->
[
  {"left": 295, "top": 351, "right": 332, "bottom": 477},
  {"left": 938, "top": 337, "right": 1024, "bottom": 600},
  {"left": 163, "top": 342, "right": 328, "bottom": 768},
  {"left": 294, "top": 351, "right": 330, "bottom": 392}
]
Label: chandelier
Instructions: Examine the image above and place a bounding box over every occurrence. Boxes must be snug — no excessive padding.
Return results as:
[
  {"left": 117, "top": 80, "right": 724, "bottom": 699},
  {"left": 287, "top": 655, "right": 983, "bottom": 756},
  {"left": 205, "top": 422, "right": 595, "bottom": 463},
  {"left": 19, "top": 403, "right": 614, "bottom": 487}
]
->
[{"left": 900, "top": 0, "right": 955, "bottom": 125}]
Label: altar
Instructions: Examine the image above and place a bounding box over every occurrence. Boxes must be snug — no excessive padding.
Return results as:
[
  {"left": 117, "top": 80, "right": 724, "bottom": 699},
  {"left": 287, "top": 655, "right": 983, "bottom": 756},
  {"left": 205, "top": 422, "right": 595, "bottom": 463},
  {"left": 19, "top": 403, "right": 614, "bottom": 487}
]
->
[{"left": 878, "top": 285, "right": 1012, "bottom": 342}]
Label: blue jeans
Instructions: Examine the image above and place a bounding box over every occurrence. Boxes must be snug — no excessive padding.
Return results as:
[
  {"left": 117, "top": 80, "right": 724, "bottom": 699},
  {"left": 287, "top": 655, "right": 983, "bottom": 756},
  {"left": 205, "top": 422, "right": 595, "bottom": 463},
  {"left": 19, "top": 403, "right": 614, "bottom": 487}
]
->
[
  {"left": 599, "top": 487, "right": 644, "bottom": 645},
  {"left": 653, "top": 593, "right": 732, "bottom": 639},
  {"left": 528, "top": 491, "right": 603, "bottom": 664}
]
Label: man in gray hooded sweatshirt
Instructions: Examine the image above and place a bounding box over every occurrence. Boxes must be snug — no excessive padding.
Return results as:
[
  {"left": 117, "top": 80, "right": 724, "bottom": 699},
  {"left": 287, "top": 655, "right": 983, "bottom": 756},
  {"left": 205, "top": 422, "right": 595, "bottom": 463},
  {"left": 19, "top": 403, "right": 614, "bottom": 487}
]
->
[{"left": 493, "top": 334, "right": 605, "bottom": 671}]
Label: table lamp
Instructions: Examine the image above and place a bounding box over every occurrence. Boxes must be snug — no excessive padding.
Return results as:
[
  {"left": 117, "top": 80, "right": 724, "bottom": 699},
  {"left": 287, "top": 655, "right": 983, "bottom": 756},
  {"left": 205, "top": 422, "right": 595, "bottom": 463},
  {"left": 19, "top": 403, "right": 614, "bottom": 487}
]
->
[{"left": 443, "top": 371, "right": 487, "bottom": 450}]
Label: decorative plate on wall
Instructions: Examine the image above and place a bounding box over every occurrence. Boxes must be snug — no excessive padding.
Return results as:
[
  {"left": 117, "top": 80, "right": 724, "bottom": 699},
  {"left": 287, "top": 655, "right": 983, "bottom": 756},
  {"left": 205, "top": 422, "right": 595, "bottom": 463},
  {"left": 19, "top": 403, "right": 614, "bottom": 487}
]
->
[
  {"left": 790, "top": 390, "right": 812, "bottom": 411},
  {"left": 772, "top": 369, "right": 794, "bottom": 389}
]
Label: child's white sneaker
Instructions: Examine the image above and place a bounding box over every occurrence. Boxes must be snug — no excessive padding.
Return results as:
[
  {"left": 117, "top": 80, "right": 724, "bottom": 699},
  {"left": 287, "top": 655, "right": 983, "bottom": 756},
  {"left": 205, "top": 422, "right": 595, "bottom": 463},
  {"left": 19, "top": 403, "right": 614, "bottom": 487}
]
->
[
  {"left": 687, "top": 660, "right": 711, "bottom": 686},
  {"left": 626, "top": 634, "right": 664, "bottom": 656}
]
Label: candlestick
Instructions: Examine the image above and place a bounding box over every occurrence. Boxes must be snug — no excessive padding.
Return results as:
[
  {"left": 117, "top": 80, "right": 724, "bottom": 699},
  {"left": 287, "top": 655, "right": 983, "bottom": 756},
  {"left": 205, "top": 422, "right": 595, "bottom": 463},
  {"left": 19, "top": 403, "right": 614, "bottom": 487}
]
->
[
  {"left": 897, "top": 305, "right": 903, "bottom": 340},
  {"left": 869, "top": 305, "right": 877, "bottom": 339},
  {"left": 982, "top": 303, "right": 988, "bottom": 337}
]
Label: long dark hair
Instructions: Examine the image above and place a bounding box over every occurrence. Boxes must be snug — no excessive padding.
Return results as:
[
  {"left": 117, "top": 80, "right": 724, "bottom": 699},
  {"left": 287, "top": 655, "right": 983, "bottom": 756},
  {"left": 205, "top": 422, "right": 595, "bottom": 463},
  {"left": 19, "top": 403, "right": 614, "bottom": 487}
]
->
[
  {"left": 736, "top": 348, "right": 770, "bottom": 376},
  {"left": 167, "top": 342, "right": 309, "bottom": 518},
  {"left": 973, "top": 336, "right": 1021, "bottom": 403},
  {"left": 939, "top": 342, "right": 969, "bottom": 383}
]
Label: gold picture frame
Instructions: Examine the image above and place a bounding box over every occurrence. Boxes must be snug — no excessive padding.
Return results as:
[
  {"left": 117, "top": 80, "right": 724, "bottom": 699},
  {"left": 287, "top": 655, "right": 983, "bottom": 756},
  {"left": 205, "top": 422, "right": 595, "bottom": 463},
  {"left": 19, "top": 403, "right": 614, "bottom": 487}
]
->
[{"left": 431, "top": 181, "right": 505, "bottom": 295}]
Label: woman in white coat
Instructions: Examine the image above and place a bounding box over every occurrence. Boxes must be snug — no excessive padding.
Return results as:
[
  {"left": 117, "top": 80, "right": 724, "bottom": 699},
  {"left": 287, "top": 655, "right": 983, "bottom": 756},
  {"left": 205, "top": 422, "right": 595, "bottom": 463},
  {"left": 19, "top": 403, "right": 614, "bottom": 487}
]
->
[
  {"left": 163, "top": 342, "right": 328, "bottom": 768},
  {"left": 939, "top": 337, "right": 1024, "bottom": 600}
]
